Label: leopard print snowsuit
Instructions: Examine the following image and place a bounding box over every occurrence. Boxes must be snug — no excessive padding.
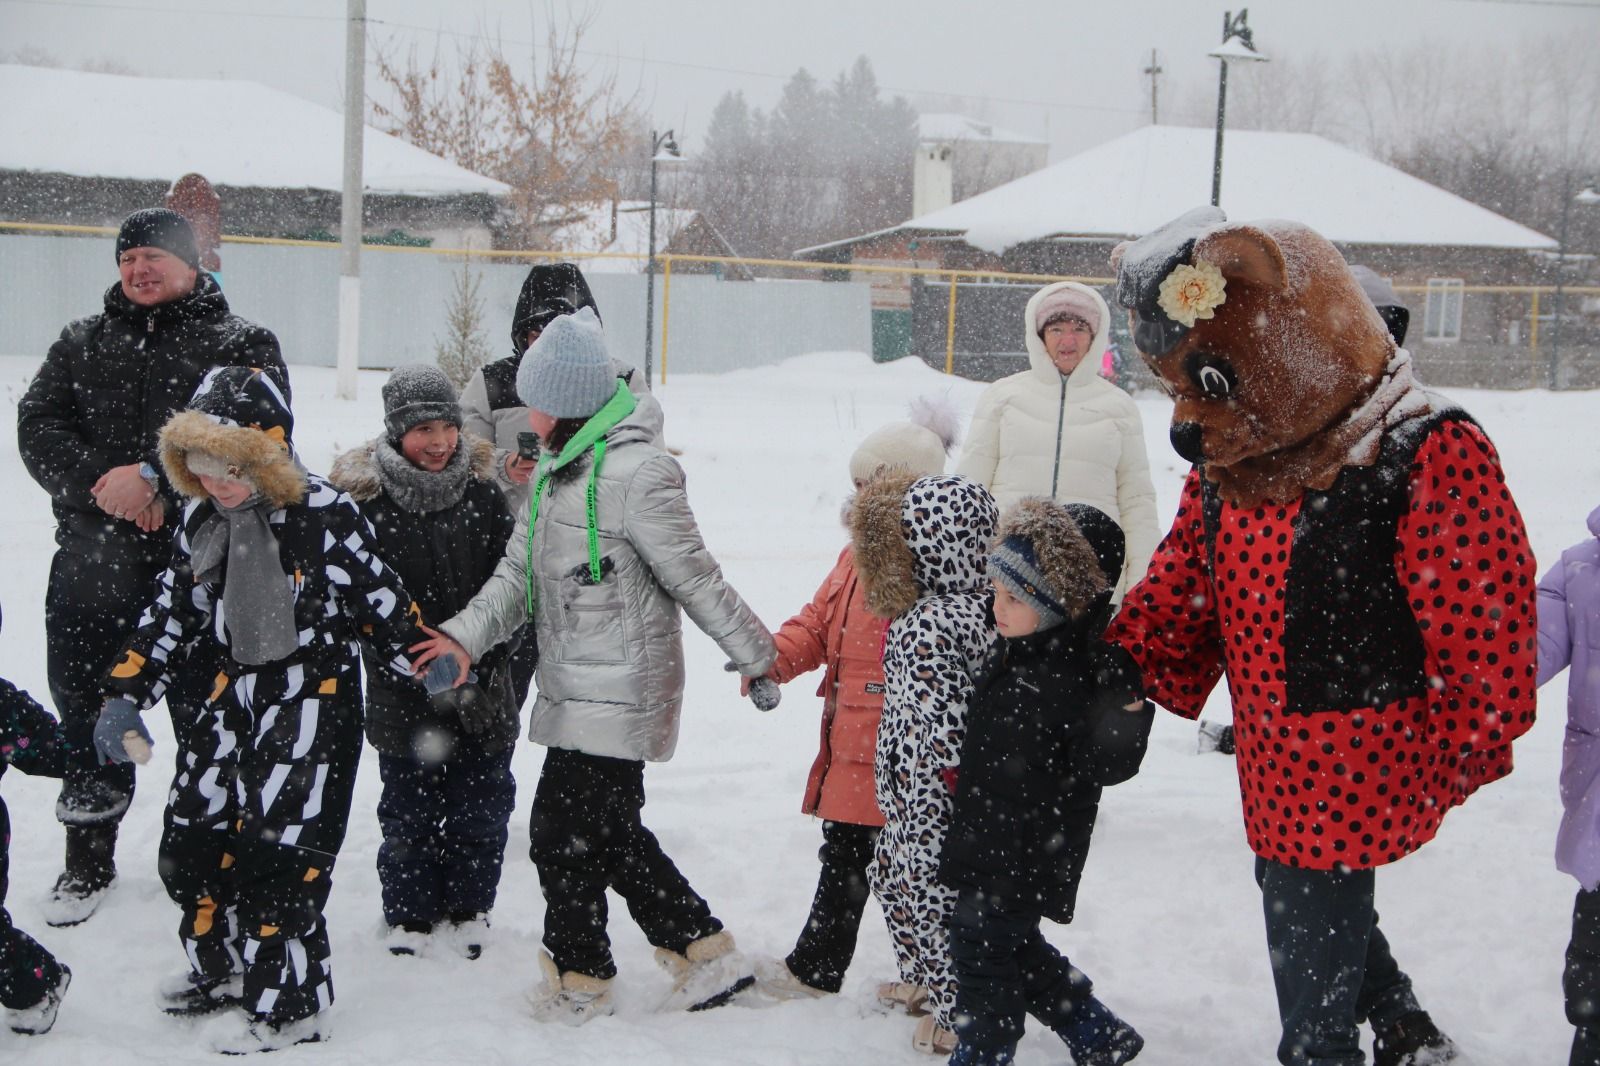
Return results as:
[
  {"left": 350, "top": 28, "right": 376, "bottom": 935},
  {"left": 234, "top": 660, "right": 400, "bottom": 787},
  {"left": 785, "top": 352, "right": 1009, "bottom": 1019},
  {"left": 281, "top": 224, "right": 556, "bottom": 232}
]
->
[{"left": 851, "top": 473, "right": 998, "bottom": 1033}]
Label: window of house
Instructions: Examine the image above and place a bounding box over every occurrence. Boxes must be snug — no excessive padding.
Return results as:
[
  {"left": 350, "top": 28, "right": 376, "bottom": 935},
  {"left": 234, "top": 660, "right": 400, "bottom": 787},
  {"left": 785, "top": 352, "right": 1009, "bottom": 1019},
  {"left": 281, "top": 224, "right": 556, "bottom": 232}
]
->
[{"left": 1423, "top": 278, "right": 1464, "bottom": 343}]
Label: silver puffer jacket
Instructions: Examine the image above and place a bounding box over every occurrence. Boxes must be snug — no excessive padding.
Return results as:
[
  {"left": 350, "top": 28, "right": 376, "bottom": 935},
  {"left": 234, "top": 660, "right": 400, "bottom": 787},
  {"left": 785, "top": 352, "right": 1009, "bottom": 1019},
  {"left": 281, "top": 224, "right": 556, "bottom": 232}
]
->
[{"left": 439, "top": 394, "right": 776, "bottom": 762}]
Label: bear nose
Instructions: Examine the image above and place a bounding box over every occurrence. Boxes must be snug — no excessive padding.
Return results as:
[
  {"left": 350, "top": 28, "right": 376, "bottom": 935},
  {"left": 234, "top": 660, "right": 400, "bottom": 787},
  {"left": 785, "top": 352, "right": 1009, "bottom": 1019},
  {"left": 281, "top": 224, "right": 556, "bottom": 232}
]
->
[{"left": 1170, "top": 422, "right": 1204, "bottom": 463}]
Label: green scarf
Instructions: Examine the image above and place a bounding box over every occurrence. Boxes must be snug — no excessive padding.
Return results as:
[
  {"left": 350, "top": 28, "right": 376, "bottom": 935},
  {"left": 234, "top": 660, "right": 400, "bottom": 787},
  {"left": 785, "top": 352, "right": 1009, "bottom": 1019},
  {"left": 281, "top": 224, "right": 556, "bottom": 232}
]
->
[{"left": 524, "top": 381, "right": 639, "bottom": 614}]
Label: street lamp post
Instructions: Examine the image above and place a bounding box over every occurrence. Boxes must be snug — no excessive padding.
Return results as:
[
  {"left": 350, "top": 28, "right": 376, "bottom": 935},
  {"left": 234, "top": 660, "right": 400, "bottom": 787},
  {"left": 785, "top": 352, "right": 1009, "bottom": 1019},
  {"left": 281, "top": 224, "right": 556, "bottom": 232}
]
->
[
  {"left": 1208, "top": 10, "right": 1268, "bottom": 208},
  {"left": 644, "top": 129, "right": 683, "bottom": 389},
  {"left": 1549, "top": 177, "right": 1600, "bottom": 389}
]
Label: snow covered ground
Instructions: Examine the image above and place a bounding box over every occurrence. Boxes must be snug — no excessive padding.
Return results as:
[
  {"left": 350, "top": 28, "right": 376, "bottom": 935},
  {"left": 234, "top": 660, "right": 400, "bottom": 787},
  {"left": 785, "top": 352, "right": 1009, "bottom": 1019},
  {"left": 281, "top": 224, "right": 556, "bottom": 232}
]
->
[{"left": 0, "top": 350, "right": 1586, "bottom": 1064}]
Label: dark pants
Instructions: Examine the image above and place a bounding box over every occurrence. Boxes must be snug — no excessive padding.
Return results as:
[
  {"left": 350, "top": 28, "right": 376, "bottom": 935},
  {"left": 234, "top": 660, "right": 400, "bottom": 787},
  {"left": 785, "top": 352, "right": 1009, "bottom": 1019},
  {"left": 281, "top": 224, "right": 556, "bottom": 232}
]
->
[
  {"left": 785, "top": 820, "right": 878, "bottom": 993},
  {"left": 948, "top": 888, "right": 1097, "bottom": 1050},
  {"left": 0, "top": 804, "right": 64, "bottom": 1010},
  {"left": 45, "top": 546, "right": 208, "bottom": 834},
  {"left": 1254, "top": 858, "right": 1422, "bottom": 1066},
  {"left": 375, "top": 746, "right": 516, "bottom": 927},
  {"left": 528, "top": 747, "right": 721, "bottom": 980},
  {"left": 159, "top": 667, "right": 363, "bottom": 1023},
  {"left": 1567, "top": 887, "right": 1600, "bottom": 1066}
]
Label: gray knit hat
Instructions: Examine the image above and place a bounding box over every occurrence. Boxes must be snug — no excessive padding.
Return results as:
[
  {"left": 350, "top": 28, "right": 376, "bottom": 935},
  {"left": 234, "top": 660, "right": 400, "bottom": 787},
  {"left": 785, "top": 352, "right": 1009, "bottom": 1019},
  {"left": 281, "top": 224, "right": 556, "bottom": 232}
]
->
[
  {"left": 515, "top": 307, "right": 615, "bottom": 418},
  {"left": 382, "top": 365, "right": 461, "bottom": 440}
]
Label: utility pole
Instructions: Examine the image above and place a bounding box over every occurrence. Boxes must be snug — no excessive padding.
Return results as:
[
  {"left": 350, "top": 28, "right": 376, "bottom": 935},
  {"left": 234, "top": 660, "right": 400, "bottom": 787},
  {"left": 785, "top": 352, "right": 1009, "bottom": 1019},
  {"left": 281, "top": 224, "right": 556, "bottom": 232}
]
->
[
  {"left": 1143, "top": 49, "right": 1163, "bottom": 124},
  {"left": 336, "top": 0, "right": 366, "bottom": 400}
]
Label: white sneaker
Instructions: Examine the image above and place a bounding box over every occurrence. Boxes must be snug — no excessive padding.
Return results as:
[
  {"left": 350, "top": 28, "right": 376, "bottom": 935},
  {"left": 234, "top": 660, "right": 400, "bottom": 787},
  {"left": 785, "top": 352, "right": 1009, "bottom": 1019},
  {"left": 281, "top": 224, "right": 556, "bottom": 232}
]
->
[
  {"left": 40, "top": 872, "right": 117, "bottom": 928},
  {"left": 6, "top": 965, "right": 70, "bottom": 1035},
  {"left": 655, "top": 931, "right": 756, "bottom": 1012},
  {"left": 752, "top": 956, "right": 828, "bottom": 1001},
  {"left": 383, "top": 922, "right": 432, "bottom": 957},
  {"left": 443, "top": 913, "right": 490, "bottom": 961},
  {"left": 527, "top": 950, "right": 614, "bottom": 1026},
  {"left": 206, "top": 1010, "right": 326, "bottom": 1054},
  {"left": 157, "top": 968, "right": 244, "bottom": 1016}
]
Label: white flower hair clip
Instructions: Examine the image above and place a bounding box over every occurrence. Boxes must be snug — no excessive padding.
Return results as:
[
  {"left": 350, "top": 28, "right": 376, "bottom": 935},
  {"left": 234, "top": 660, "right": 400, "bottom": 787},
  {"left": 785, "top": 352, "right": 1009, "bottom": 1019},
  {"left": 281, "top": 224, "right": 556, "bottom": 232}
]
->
[{"left": 1157, "top": 260, "right": 1227, "bottom": 328}]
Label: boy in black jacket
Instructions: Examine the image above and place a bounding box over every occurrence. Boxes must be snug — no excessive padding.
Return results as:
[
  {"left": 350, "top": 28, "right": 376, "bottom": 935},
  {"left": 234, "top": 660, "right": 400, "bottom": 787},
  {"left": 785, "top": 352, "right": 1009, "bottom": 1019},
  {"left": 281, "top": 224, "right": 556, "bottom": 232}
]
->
[
  {"left": 941, "top": 500, "right": 1154, "bottom": 1066},
  {"left": 330, "top": 366, "right": 522, "bottom": 960},
  {"left": 2, "top": 605, "right": 72, "bottom": 1036}
]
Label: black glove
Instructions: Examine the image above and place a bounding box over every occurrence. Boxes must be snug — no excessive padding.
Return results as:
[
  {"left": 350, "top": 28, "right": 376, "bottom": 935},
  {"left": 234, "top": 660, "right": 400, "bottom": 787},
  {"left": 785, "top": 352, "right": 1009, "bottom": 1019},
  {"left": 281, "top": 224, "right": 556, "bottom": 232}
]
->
[{"left": 432, "top": 680, "right": 495, "bottom": 735}]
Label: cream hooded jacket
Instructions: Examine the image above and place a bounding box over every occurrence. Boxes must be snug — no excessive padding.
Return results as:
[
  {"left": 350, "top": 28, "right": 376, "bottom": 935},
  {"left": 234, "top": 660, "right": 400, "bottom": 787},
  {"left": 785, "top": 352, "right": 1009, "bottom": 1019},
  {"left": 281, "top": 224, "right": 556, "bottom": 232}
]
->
[{"left": 954, "top": 281, "right": 1159, "bottom": 596}]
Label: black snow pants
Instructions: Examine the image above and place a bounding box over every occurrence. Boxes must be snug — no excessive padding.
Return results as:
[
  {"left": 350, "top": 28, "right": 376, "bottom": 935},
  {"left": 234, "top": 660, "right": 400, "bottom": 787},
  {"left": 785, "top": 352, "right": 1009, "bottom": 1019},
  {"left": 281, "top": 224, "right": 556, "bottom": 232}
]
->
[
  {"left": 159, "top": 663, "right": 362, "bottom": 1024},
  {"left": 785, "top": 819, "right": 878, "bottom": 994},
  {"left": 528, "top": 747, "right": 722, "bottom": 980}
]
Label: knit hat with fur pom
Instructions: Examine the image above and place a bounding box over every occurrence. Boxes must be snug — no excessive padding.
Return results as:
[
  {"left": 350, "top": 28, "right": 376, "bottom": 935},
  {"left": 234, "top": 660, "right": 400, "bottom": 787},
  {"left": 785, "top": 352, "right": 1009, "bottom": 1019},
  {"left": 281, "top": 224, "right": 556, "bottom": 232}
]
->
[{"left": 849, "top": 395, "right": 960, "bottom": 483}]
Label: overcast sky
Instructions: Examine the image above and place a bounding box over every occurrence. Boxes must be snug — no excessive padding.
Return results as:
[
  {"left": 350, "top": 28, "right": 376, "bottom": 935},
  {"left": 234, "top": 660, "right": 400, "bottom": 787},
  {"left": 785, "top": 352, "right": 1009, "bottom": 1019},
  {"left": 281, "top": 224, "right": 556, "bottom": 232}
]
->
[{"left": 4, "top": 0, "right": 1599, "bottom": 159}]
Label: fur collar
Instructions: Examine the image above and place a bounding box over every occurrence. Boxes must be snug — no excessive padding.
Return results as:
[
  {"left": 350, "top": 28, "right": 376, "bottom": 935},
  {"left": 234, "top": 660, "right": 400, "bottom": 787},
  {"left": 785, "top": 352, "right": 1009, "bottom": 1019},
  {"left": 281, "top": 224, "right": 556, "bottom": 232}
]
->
[
  {"left": 160, "top": 410, "right": 307, "bottom": 509},
  {"left": 329, "top": 434, "right": 495, "bottom": 512},
  {"left": 849, "top": 469, "right": 922, "bottom": 618}
]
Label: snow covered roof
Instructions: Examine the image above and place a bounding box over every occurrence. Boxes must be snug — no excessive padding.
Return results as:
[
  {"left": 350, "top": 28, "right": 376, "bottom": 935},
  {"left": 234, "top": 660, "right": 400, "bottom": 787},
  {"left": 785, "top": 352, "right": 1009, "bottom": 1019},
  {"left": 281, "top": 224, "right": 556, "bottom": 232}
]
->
[
  {"left": 543, "top": 200, "right": 698, "bottom": 273},
  {"left": 825, "top": 125, "right": 1554, "bottom": 254},
  {"left": 917, "top": 113, "right": 1045, "bottom": 146},
  {"left": 0, "top": 64, "right": 511, "bottom": 197}
]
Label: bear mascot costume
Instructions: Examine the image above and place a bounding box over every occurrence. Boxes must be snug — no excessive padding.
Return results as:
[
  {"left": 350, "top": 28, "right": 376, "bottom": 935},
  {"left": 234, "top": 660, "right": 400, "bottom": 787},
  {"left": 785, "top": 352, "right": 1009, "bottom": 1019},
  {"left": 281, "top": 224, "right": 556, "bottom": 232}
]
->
[{"left": 1107, "top": 207, "right": 1538, "bottom": 1066}]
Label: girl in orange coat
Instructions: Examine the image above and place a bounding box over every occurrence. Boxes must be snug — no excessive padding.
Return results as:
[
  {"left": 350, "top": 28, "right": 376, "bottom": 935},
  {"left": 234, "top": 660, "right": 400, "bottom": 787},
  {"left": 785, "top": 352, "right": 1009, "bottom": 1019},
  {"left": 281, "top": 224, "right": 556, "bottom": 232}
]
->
[{"left": 752, "top": 401, "right": 956, "bottom": 1002}]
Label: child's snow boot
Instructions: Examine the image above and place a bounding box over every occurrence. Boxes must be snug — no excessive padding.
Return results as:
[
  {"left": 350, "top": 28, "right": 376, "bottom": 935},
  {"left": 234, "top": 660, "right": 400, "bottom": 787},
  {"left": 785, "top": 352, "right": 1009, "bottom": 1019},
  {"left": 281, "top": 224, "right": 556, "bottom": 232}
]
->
[
  {"left": 1371, "top": 1010, "right": 1458, "bottom": 1066},
  {"left": 912, "top": 1014, "right": 959, "bottom": 1055},
  {"left": 383, "top": 920, "right": 432, "bottom": 957},
  {"left": 655, "top": 930, "right": 756, "bottom": 1012},
  {"left": 1054, "top": 995, "right": 1144, "bottom": 1065},
  {"left": 947, "top": 1038, "right": 1017, "bottom": 1065},
  {"left": 206, "top": 1009, "right": 326, "bottom": 1054},
  {"left": 445, "top": 911, "right": 490, "bottom": 961},
  {"left": 1196, "top": 720, "right": 1236, "bottom": 755},
  {"left": 527, "top": 950, "right": 614, "bottom": 1026},
  {"left": 877, "top": 980, "right": 931, "bottom": 1015},
  {"left": 753, "top": 956, "right": 828, "bottom": 1000},
  {"left": 157, "top": 968, "right": 244, "bottom": 1016},
  {"left": 5, "top": 964, "right": 70, "bottom": 1035},
  {"left": 41, "top": 824, "right": 118, "bottom": 927}
]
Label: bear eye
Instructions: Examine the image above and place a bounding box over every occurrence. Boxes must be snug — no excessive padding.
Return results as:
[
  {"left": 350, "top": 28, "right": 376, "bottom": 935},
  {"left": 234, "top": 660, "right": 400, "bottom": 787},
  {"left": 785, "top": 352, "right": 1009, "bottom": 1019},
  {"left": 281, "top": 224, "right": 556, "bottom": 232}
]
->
[{"left": 1185, "top": 351, "right": 1237, "bottom": 400}]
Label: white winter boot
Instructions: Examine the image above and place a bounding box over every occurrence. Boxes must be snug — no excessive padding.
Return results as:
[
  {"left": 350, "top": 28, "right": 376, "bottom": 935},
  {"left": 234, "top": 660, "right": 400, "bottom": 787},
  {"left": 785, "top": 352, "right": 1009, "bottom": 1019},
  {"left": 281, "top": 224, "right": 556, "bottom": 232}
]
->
[
  {"left": 655, "top": 931, "right": 756, "bottom": 1012},
  {"left": 876, "top": 980, "right": 930, "bottom": 1015},
  {"left": 752, "top": 956, "right": 828, "bottom": 1001},
  {"left": 527, "top": 950, "right": 614, "bottom": 1026}
]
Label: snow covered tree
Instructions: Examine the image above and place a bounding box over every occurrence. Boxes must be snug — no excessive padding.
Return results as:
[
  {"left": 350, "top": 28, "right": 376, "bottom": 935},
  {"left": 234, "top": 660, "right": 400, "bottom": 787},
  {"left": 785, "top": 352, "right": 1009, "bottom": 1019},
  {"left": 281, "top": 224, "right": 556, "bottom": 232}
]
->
[{"left": 434, "top": 264, "right": 492, "bottom": 390}]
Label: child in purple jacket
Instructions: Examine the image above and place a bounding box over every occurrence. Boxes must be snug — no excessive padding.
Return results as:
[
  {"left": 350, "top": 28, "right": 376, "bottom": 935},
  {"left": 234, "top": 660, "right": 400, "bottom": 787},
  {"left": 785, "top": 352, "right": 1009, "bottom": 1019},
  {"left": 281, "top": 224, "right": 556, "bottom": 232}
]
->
[{"left": 1537, "top": 505, "right": 1600, "bottom": 1066}]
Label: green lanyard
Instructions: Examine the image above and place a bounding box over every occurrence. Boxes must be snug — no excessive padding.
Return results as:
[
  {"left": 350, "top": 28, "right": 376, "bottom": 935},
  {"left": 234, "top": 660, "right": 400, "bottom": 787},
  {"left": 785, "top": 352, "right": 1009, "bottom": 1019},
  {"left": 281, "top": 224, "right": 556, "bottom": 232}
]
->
[{"left": 522, "top": 382, "right": 637, "bottom": 615}]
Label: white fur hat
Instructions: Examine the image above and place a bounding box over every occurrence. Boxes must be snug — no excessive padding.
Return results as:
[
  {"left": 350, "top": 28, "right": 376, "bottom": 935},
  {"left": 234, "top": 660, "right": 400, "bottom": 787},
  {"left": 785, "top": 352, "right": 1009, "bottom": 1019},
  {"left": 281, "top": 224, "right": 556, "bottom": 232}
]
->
[{"left": 848, "top": 396, "right": 960, "bottom": 483}]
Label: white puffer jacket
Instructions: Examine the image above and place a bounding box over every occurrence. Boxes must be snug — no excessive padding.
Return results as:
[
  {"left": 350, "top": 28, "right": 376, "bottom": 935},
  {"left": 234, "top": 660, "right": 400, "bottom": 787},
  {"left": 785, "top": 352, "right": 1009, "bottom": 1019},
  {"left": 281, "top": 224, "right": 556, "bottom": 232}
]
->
[{"left": 954, "top": 281, "right": 1159, "bottom": 597}]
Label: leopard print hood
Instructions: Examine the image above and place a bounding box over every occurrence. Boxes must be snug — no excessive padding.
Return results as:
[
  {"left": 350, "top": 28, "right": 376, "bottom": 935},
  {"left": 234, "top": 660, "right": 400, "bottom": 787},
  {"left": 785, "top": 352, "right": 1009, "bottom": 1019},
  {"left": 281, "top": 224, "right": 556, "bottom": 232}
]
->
[{"left": 852, "top": 470, "right": 999, "bottom": 618}]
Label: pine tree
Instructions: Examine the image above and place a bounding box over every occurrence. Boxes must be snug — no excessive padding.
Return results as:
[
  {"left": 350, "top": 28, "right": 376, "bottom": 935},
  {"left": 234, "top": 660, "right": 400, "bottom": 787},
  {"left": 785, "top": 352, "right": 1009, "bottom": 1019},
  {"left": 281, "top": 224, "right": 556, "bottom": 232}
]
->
[{"left": 435, "top": 265, "right": 492, "bottom": 390}]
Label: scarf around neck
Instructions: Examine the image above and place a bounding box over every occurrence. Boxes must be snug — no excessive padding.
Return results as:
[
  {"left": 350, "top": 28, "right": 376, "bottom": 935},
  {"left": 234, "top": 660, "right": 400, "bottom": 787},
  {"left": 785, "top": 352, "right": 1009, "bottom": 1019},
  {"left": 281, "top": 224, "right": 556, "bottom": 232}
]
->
[
  {"left": 190, "top": 493, "right": 299, "bottom": 666},
  {"left": 372, "top": 435, "right": 472, "bottom": 514}
]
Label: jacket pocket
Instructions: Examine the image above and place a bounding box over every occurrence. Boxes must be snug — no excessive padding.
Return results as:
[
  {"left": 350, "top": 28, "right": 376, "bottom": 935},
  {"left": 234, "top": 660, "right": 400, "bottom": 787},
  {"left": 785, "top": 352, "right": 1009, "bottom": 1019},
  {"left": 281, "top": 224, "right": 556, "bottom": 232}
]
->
[{"left": 556, "top": 554, "right": 628, "bottom": 664}]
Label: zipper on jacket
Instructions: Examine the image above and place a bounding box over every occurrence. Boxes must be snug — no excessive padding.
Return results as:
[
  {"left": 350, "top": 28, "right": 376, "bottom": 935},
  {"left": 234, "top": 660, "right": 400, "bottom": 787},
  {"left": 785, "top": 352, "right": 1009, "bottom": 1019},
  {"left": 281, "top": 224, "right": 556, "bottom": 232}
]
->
[{"left": 1049, "top": 375, "right": 1067, "bottom": 498}]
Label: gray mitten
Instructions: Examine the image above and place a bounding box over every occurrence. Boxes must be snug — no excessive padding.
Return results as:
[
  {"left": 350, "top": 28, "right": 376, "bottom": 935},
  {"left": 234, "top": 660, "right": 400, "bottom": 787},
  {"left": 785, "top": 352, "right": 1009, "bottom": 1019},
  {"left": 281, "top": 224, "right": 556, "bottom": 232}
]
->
[
  {"left": 724, "top": 661, "right": 781, "bottom": 712},
  {"left": 421, "top": 655, "right": 464, "bottom": 695},
  {"left": 94, "top": 697, "right": 153, "bottom": 765}
]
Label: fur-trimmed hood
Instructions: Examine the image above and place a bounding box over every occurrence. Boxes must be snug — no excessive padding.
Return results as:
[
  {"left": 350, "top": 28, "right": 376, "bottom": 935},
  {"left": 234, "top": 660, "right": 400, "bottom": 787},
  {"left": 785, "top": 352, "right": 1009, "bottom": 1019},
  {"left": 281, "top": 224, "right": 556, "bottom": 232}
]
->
[
  {"left": 851, "top": 470, "right": 998, "bottom": 618},
  {"left": 160, "top": 366, "right": 304, "bottom": 509},
  {"left": 993, "top": 498, "right": 1122, "bottom": 622},
  {"left": 329, "top": 433, "right": 497, "bottom": 503}
]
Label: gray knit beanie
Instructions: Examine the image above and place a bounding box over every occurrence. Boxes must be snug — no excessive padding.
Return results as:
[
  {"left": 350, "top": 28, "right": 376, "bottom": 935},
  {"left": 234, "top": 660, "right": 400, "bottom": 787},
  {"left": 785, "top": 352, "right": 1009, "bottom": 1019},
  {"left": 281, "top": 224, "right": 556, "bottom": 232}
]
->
[
  {"left": 515, "top": 306, "right": 615, "bottom": 418},
  {"left": 382, "top": 365, "right": 461, "bottom": 440},
  {"left": 988, "top": 534, "right": 1068, "bottom": 632}
]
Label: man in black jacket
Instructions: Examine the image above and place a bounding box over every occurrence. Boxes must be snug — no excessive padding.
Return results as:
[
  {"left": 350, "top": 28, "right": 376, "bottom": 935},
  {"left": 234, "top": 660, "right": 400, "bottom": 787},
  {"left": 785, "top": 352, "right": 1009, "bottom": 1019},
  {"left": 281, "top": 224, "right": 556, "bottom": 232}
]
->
[{"left": 16, "top": 208, "right": 286, "bottom": 926}]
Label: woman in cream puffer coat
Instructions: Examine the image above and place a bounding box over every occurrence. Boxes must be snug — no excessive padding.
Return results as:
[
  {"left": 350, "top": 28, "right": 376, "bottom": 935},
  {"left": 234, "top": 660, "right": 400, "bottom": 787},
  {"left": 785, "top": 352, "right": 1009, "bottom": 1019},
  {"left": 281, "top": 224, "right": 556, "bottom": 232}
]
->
[{"left": 955, "top": 281, "right": 1159, "bottom": 597}]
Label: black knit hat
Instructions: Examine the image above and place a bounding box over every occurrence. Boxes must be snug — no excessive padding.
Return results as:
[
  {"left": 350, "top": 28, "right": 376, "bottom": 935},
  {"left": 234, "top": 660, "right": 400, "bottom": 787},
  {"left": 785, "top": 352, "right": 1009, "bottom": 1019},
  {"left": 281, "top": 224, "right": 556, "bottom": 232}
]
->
[
  {"left": 382, "top": 365, "right": 462, "bottom": 440},
  {"left": 116, "top": 208, "right": 201, "bottom": 269}
]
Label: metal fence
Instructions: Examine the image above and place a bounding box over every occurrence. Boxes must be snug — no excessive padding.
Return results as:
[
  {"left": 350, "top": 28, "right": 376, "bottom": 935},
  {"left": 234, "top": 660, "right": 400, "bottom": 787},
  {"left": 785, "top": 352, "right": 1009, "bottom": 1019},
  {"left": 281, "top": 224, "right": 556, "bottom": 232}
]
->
[{"left": 3, "top": 222, "right": 1596, "bottom": 390}]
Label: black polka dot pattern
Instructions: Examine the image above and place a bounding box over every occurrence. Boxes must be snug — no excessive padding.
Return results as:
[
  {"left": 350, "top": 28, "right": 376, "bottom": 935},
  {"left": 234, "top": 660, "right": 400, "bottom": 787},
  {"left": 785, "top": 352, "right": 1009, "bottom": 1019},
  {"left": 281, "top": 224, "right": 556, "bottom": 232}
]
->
[{"left": 1111, "top": 421, "right": 1537, "bottom": 870}]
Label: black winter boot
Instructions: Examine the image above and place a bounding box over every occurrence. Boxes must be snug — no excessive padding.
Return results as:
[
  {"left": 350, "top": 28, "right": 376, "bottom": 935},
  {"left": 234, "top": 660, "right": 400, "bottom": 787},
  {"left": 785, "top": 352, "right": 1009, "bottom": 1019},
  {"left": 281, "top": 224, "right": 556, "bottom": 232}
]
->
[
  {"left": 42, "top": 824, "right": 119, "bottom": 927},
  {"left": 1372, "top": 1010, "right": 1458, "bottom": 1066}
]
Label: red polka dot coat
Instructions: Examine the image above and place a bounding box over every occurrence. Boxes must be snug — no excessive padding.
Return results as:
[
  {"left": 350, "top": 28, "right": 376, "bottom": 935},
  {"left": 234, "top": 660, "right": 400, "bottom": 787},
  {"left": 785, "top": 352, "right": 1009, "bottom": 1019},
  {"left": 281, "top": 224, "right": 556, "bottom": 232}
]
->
[{"left": 1110, "top": 410, "right": 1538, "bottom": 870}]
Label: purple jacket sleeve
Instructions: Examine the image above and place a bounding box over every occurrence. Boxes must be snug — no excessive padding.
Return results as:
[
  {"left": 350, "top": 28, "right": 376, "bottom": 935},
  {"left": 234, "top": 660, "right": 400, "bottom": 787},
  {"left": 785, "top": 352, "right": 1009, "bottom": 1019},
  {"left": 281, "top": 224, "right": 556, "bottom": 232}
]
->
[{"left": 1539, "top": 557, "right": 1574, "bottom": 687}]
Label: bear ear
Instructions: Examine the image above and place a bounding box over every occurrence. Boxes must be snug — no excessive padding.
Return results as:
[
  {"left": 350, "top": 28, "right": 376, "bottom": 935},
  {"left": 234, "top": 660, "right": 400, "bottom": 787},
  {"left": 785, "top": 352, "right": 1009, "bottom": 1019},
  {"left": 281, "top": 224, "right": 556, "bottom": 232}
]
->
[
  {"left": 1109, "top": 240, "right": 1131, "bottom": 275},
  {"left": 1193, "top": 224, "right": 1289, "bottom": 292}
]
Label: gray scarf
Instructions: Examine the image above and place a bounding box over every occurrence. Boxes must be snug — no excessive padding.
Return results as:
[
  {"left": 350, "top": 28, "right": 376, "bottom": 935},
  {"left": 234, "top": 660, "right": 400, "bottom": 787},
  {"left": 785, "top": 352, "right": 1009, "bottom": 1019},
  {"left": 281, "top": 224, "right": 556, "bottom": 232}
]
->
[
  {"left": 372, "top": 436, "right": 472, "bottom": 514},
  {"left": 190, "top": 494, "right": 299, "bottom": 666}
]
